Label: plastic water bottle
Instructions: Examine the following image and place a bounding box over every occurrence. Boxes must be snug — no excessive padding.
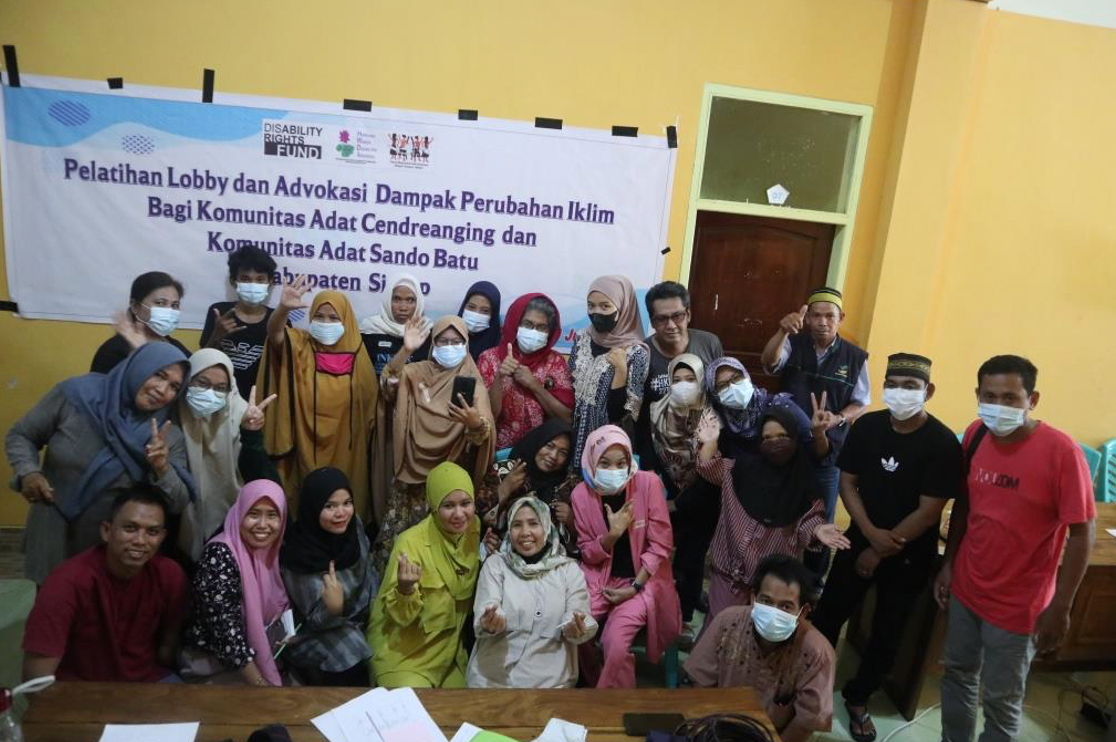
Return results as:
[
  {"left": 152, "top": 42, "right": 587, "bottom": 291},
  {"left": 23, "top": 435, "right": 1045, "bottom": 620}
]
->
[{"left": 0, "top": 689, "right": 22, "bottom": 742}]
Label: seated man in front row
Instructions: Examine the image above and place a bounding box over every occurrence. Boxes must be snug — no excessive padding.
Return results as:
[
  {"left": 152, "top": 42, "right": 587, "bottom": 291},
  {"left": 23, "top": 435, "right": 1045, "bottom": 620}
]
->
[
  {"left": 22, "top": 489, "right": 187, "bottom": 682},
  {"left": 684, "top": 554, "right": 834, "bottom": 742}
]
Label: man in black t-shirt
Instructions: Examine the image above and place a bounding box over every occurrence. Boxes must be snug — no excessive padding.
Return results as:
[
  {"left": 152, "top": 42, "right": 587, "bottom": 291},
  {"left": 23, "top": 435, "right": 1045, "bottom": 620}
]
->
[
  {"left": 811, "top": 353, "right": 961, "bottom": 742},
  {"left": 200, "top": 246, "right": 281, "bottom": 399}
]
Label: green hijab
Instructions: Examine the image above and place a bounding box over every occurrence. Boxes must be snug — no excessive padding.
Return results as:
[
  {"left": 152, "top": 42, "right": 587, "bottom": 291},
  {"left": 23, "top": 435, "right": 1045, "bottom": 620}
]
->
[
  {"left": 501, "top": 496, "right": 571, "bottom": 579},
  {"left": 424, "top": 461, "right": 481, "bottom": 600}
]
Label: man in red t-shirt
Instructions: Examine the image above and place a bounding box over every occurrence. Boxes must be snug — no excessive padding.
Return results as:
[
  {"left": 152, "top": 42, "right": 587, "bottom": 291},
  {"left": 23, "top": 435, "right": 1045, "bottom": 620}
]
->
[
  {"left": 935, "top": 355, "right": 1096, "bottom": 742},
  {"left": 22, "top": 489, "right": 187, "bottom": 682}
]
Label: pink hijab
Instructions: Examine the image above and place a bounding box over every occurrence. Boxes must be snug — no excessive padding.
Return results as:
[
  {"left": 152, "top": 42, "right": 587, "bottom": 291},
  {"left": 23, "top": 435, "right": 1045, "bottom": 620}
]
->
[
  {"left": 580, "top": 423, "right": 635, "bottom": 486},
  {"left": 587, "top": 276, "right": 645, "bottom": 349},
  {"left": 210, "top": 479, "right": 289, "bottom": 685}
]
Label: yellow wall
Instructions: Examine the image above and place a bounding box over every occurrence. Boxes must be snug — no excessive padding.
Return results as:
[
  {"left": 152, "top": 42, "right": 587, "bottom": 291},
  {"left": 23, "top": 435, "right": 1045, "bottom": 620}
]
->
[
  {"left": 862, "top": 4, "right": 1116, "bottom": 448},
  {"left": 1, "top": 0, "right": 1113, "bottom": 525}
]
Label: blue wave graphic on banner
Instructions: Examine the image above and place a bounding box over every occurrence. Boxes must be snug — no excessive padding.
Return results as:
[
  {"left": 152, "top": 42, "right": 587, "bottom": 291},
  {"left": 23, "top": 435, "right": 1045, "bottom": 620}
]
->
[{"left": 3, "top": 86, "right": 287, "bottom": 146}]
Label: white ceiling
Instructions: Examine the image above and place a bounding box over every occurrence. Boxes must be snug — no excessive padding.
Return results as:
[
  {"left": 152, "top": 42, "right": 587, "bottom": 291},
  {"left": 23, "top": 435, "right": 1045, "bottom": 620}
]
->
[{"left": 989, "top": 0, "right": 1116, "bottom": 30}]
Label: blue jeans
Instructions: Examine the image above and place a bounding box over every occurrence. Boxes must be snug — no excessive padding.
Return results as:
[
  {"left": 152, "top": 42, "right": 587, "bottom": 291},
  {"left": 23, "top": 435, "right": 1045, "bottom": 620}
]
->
[{"left": 815, "top": 464, "right": 840, "bottom": 523}]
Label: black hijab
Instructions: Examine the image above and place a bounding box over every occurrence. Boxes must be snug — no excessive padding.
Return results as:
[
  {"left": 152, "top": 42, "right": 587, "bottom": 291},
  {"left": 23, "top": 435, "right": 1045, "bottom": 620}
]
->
[
  {"left": 510, "top": 418, "right": 573, "bottom": 503},
  {"left": 457, "top": 280, "right": 502, "bottom": 361},
  {"left": 730, "top": 405, "right": 821, "bottom": 528},
  {"left": 280, "top": 467, "right": 363, "bottom": 573}
]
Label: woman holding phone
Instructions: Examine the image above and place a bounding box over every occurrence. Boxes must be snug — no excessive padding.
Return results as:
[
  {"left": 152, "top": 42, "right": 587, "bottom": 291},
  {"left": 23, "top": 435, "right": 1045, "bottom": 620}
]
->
[{"left": 372, "top": 315, "right": 495, "bottom": 572}]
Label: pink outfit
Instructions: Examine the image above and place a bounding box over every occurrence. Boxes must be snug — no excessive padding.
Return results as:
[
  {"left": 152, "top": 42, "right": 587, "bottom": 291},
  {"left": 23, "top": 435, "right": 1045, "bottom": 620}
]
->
[
  {"left": 571, "top": 425, "right": 681, "bottom": 688},
  {"left": 210, "top": 479, "right": 290, "bottom": 685}
]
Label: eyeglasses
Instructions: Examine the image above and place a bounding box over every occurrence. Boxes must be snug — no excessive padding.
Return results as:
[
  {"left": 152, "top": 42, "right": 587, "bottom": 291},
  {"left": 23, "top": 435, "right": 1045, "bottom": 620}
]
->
[
  {"left": 519, "top": 319, "right": 550, "bottom": 333},
  {"left": 651, "top": 310, "right": 688, "bottom": 328},
  {"left": 190, "top": 379, "right": 230, "bottom": 394}
]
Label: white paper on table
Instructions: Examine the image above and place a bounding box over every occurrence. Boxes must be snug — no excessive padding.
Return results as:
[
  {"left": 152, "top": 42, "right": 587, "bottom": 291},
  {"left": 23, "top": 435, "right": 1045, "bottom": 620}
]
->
[
  {"left": 1106, "top": 528, "right": 1116, "bottom": 539},
  {"left": 98, "top": 722, "right": 199, "bottom": 742},
  {"left": 366, "top": 687, "right": 447, "bottom": 742},
  {"left": 449, "top": 723, "right": 485, "bottom": 742},
  {"left": 531, "top": 719, "right": 588, "bottom": 742},
  {"left": 281, "top": 608, "right": 296, "bottom": 638},
  {"left": 310, "top": 710, "right": 348, "bottom": 742},
  {"left": 327, "top": 687, "right": 390, "bottom": 742}
]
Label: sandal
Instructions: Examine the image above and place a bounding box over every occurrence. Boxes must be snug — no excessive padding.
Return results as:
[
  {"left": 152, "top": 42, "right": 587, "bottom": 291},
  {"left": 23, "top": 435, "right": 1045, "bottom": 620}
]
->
[{"left": 844, "top": 701, "right": 877, "bottom": 742}]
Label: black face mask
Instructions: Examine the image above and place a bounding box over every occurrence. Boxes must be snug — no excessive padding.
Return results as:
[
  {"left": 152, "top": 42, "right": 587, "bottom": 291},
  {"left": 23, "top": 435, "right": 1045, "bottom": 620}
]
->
[{"left": 589, "top": 312, "right": 619, "bottom": 334}]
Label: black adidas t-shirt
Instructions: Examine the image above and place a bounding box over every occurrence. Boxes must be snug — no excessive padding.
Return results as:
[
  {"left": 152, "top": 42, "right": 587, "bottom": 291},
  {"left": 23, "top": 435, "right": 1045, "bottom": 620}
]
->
[{"left": 837, "top": 409, "right": 962, "bottom": 559}]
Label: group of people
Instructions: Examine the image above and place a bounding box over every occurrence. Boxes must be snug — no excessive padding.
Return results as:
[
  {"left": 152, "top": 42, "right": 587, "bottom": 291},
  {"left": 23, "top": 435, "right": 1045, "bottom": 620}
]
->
[{"left": 7, "top": 245, "right": 1097, "bottom": 742}]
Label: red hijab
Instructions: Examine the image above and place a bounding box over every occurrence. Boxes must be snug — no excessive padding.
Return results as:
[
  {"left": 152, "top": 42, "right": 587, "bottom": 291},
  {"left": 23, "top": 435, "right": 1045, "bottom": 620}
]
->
[{"left": 497, "top": 292, "right": 562, "bottom": 371}]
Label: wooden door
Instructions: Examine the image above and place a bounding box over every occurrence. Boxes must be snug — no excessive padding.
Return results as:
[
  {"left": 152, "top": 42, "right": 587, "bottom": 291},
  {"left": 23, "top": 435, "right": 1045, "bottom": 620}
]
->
[{"left": 687, "top": 211, "right": 833, "bottom": 391}]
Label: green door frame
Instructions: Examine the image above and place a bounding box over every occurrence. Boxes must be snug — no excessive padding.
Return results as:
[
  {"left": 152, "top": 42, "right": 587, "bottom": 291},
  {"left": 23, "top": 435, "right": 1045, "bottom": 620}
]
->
[{"left": 680, "top": 83, "right": 874, "bottom": 290}]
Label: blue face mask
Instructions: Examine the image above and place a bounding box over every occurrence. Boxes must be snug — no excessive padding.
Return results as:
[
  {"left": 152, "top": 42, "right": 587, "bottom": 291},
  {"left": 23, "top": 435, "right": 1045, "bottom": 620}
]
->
[
  {"left": 516, "top": 326, "right": 549, "bottom": 354},
  {"left": 309, "top": 321, "right": 345, "bottom": 346},
  {"left": 186, "top": 387, "right": 228, "bottom": 418},
  {"left": 433, "top": 343, "right": 467, "bottom": 369},
  {"left": 718, "top": 378, "right": 755, "bottom": 410},
  {"left": 143, "top": 305, "right": 180, "bottom": 337},
  {"left": 236, "top": 282, "right": 270, "bottom": 305},
  {"left": 593, "top": 467, "right": 630, "bottom": 495},
  {"left": 461, "top": 309, "right": 490, "bottom": 333},
  {"left": 751, "top": 602, "right": 801, "bottom": 643}
]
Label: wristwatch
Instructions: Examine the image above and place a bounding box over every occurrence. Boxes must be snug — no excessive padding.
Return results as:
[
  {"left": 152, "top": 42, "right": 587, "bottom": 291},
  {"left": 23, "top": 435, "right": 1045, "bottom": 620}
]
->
[
  {"left": 630, "top": 579, "right": 644, "bottom": 592},
  {"left": 837, "top": 415, "right": 847, "bottom": 427}
]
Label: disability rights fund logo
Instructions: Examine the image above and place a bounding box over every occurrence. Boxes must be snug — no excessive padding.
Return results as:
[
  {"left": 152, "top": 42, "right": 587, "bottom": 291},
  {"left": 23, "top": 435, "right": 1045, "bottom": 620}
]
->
[{"left": 262, "top": 121, "right": 325, "bottom": 160}]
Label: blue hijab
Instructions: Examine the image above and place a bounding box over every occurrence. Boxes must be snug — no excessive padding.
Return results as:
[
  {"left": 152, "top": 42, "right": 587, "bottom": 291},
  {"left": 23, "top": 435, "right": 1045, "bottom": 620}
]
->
[
  {"left": 456, "top": 280, "right": 502, "bottom": 361},
  {"left": 57, "top": 342, "right": 197, "bottom": 521}
]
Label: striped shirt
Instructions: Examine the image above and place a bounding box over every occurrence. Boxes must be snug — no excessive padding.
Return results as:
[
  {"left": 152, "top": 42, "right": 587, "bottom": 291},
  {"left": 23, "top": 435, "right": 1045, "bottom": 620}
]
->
[{"left": 697, "top": 454, "right": 825, "bottom": 588}]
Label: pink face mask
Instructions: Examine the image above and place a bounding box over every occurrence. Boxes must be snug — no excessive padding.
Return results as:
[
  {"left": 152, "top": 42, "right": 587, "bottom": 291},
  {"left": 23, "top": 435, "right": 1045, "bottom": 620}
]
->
[{"left": 314, "top": 352, "right": 356, "bottom": 376}]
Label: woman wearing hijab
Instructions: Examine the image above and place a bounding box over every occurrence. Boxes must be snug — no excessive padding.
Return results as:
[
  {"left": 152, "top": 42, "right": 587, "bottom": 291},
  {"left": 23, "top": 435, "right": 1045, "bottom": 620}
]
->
[
  {"left": 368, "top": 462, "right": 480, "bottom": 688},
  {"left": 6, "top": 343, "right": 196, "bottom": 584},
  {"left": 372, "top": 315, "right": 495, "bottom": 572},
  {"left": 571, "top": 425, "right": 680, "bottom": 689},
  {"left": 457, "top": 280, "right": 502, "bottom": 362},
  {"left": 695, "top": 406, "right": 850, "bottom": 621},
  {"left": 478, "top": 293, "right": 574, "bottom": 449},
  {"left": 648, "top": 353, "right": 721, "bottom": 642},
  {"left": 568, "top": 276, "right": 649, "bottom": 466},
  {"left": 466, "top": 496, "right": 597, "bottom": 688},
  {"left": 360, "top": 273, "right": 432, "bottom": 374},
  {"left": 182, "top": 479, "right": 289, "bottom": 686},
  {"left": 705, "top": 356, "right": 823, "bottom": 459},
  {"left": 257, "top": 276, "right": 379, "bottom": 518},
  {"left": 178, "top": 348, "right": 278, "bottom": 561},
  {"left": 280, "top": 468, "right": 380, "bottom": 686},
  {"left": 475, "top": 418, "right": 580, "bottom": 555},
  {"left": 361, "top": 274, "right": 432, "bottom": 525}
]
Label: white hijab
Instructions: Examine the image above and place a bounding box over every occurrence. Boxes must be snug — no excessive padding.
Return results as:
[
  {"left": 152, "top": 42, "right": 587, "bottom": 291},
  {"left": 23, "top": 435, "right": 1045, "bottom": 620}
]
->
[
  {"left": 178, "top": 348, "right": 249, "bottom": 560},
  {"left": 359, "top": 273, "right": 433, "bottom": 337}
]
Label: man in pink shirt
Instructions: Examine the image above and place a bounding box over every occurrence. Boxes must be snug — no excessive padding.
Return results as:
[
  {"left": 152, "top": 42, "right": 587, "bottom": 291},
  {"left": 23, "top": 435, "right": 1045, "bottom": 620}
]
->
[{"left": 935, "top": 355, "right": 1096, "bottom": 742}]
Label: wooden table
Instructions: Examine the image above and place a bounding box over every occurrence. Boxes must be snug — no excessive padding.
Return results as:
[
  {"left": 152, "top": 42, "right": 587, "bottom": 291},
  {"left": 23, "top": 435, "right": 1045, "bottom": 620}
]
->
[
  {"left": 848, "top": 501, "right": 1116, "bottom": 720},
  {"left": 23, "top": 682, "right": 782, "bottom": 741}
]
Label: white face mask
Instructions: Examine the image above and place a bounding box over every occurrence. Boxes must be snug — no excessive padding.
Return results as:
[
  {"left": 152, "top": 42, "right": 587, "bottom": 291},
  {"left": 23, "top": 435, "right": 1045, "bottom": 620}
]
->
[
  {"left": 670, "top": 380, "right": 701, "bottom": 407},
  {"left": 593, "top": 467, "right": 630, "bottom": 495},
  {"left": 717, "top": 378, "right": 754, "bottom": 410},
  {"left": 461, "top": 309, "right": 490, "bottom": 333},
  {"left": 185, "top": 387, "right": 228, "bottom": 418},
  {"left": 309, "top": 321, "right": 345, "bottom": 346},
  {"left": 143, "top": 305, "right": 180, "bottom": 337},
  {"left": 236, "top": 282, "right": 269, "bottom": 305},
  {"left": 433, "top": 343, "right": 467, "bottom": 369},
  {"left": 516, "top": 326, "right": 549, "bottom": 354},
  {"left": 978, "top": 402, "right": 1028, "bottom": 437},
  {"left": 751, "top": 602, "right": 801, "bottom": 643},
  {"left": 882, "top": 388, "right": 926, "bottom": 421}
]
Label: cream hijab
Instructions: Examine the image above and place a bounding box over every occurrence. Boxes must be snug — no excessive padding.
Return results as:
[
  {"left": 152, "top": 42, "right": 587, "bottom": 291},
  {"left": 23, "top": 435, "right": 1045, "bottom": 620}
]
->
[
  {"left": 359, "top": 273, "right": 433, "bottom": 337},
  {"left": 178, "top": 348, "right": 249, "bottom": 560}
]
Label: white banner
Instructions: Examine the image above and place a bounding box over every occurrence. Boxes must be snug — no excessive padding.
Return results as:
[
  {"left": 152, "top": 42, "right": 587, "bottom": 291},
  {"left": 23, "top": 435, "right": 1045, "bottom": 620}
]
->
[{"left": 0, "top": 75, "right": 675, "bottom": 349}]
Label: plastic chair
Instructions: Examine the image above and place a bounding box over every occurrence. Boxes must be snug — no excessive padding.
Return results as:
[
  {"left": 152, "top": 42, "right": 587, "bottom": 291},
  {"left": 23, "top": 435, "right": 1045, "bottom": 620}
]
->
[
  {"left": 1079, "top": 443, "right": 1102, "bottom": 499},
  {"left": 1100, "top": 438, "right": 1116, "bottom": 503}
]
